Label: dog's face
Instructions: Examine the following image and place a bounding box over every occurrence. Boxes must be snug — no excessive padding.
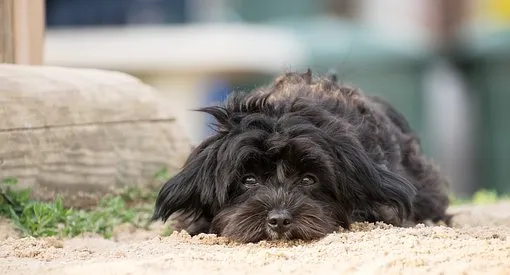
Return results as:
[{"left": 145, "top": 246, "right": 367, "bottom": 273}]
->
[
  {"left": 206, "top": 119, "right": 345, "bottom": 242},
  {"left": 152, "top": 71, "right": 416, "bottom": 243}
]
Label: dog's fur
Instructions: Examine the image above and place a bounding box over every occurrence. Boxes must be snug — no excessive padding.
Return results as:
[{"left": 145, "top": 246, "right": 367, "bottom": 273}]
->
[{"left": 152, "top": 69, "right": 451, "bottom": 243}]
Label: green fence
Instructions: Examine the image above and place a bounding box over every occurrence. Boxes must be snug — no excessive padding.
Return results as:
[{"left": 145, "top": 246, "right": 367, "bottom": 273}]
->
[{"left": 456, "top": 29, "right": 510, "bottom": 194}]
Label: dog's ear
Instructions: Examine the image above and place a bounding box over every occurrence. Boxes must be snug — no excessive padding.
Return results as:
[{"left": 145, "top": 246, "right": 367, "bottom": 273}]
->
[
  {"left": 336, "top": 142, "right": 417, "bottom": 222},
  {"left": 368, "top": 165, "right": 417, "bottom": 221},
  {"left": 152, "top": 147, "right": 206, "bottom": 222},
  {"left": 152, "top": 106, "right": 235, "bottom": 223},
  {"left": 152, "top": 134, "right": 227, "bottom": 223}
]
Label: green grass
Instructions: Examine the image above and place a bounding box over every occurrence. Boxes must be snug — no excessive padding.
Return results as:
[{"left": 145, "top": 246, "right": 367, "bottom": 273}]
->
[
  {"left": 0, "top": 169, "right": 171, "bottom": 239},
  {"left": 450, "top": 188, "right": 510, "bottom": 206}
]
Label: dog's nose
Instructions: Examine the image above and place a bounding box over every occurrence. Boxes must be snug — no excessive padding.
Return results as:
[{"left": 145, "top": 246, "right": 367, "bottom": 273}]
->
[{"left": 267, "top": 210, "right": 292, "bottom": 232}]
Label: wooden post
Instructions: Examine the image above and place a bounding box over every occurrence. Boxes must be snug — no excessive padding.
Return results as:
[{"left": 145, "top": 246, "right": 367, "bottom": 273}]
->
[
  {"left": 430, "top": 0, "right": 468, "bottom": 53},
  {"left": 0, "top": 0, "right": 45, "bottom": 64},
  {"left": 0, "top": 0, "right": 14, "bottom": 63}
]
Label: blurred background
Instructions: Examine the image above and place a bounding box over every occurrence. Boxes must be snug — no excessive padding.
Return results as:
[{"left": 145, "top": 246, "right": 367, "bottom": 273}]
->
[{"left": 40, "top": 0, "right": 510, "bottom": 197}]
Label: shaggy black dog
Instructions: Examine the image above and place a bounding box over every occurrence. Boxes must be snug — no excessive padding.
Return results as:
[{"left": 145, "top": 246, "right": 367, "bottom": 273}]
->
[{"left": 152, "top": 69, "right": 451, "bottom": 243}]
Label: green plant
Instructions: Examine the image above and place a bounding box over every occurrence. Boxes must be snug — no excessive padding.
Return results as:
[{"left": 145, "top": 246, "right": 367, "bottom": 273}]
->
[
  {"left": 472, "top": 189, "right": 501, "bottom": 205},
  {"left": 450, "top": 188, "right": 510, "bottom": 206},
  {"left": 449, "top": 193, "right": 471, "bottom": 206},
  {"left": 153, "top": 167, "right": 171, "bottom": 182},
  {"left": 0, "top": 176, "right": 162, "bottom": 239},
  {"left": 1, "top": 177, "right": 31, "bottom": 217},
  {"left": 8, "top": 196, "right": 69, "bottom": 237},
  {"left": 161, "top": 225, "right": 174, "bottom": 237}
]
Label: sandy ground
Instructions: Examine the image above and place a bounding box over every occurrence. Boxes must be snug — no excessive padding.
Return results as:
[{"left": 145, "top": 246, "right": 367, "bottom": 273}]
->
[{"left": 1, "top": 202, "right": 510, "bottom": 275}]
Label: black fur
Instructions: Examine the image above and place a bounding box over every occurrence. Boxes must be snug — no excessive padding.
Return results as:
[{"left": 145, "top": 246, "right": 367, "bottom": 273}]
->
[{"left": 152, "top": 70, "right": 451, "bottom": 243}]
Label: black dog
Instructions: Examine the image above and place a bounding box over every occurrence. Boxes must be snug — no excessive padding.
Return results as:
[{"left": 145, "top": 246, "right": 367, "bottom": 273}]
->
[{"left": 152, "top": 69, "right": 451, "bottom": 243}]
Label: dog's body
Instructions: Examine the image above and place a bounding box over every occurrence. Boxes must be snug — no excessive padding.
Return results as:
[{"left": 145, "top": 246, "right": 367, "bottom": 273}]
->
[{"left": 152, "top": 70, "right": 450, "bottom": 243}]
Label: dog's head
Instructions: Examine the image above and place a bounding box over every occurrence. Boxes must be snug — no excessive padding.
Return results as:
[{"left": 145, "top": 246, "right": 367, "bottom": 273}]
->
[{"left": 152, "top": 71, "right": 416, "bottom": 243}]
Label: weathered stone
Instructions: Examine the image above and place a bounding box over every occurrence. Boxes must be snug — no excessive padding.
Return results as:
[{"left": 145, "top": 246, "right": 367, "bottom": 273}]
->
[{"left": 0, "top": 64, "right": 191, "bottom": 207}]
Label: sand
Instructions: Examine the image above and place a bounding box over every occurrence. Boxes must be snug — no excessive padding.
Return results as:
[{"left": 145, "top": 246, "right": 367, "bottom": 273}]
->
[{"left": 1, "top": 202, "right": 509, "bottom": 275}]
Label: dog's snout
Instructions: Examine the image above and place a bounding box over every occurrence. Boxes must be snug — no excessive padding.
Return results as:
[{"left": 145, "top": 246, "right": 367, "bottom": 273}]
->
[{"left": 267, "top": 210, "right": 292, "bottom": 231}]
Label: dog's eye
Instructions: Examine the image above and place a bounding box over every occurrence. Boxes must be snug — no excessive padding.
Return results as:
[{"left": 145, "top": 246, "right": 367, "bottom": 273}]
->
[
  {"left": 242, "top": 176, "right": 259, "bottom": 186},
  {"left": 299, "top": 175, "right": 317, "bottom": 186}
]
